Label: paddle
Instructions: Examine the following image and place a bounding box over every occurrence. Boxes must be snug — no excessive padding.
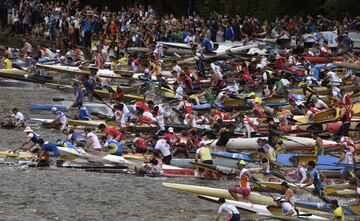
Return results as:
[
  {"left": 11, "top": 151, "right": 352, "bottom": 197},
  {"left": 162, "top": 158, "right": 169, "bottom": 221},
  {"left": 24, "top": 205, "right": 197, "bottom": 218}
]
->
[{"left": 93, "top": 93, "right": 113, "bottom": 110}]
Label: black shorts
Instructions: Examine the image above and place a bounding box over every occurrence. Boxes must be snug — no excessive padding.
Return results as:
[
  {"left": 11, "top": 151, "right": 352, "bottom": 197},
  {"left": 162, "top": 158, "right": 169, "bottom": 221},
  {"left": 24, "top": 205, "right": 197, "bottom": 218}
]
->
[
  {"left": 71, "top": 100, "right": 83, "bottom": 108},
  {"left": 202, "top": 160, "right": 213, "bottom": 165},
  {"left": 162, "top": 155, "right": 172, "bottom": 165},
  {"left": 230, "top": 214, "right": 240, "bottom": 221}
]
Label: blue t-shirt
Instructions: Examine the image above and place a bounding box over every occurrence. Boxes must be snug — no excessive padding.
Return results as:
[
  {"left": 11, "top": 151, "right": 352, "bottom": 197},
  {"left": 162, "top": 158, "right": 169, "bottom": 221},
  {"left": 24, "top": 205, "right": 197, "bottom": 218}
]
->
[
  {"left": 81, "top": 18, "right": 91, "bottom": 32},
  {"left": 203, "top": 37, "right": 212, "bottom": 53},
  {"left": 41, "top": 142, "right": 60, "bottom": 157},
  {"left": 310, "top": 169, "right": 322, "bottom": 190},
  {"left": 224, "top": 27, "right": 234, "bottom": 41},
  {"left": 74, "top": 87, "right": 83, "bottom": 103}
]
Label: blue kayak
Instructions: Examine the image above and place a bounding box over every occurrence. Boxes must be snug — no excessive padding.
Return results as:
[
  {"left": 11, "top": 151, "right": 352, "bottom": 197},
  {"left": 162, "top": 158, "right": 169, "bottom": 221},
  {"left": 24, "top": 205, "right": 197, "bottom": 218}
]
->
[
  {"left": 193, "top": 103, "right": 211, "bottom": 110},
  {"left": 211, "top": 151, "right": 340, "bottom": 170},
  {"left": 29, "top": 104, "right": 68, "bottom": 112}
]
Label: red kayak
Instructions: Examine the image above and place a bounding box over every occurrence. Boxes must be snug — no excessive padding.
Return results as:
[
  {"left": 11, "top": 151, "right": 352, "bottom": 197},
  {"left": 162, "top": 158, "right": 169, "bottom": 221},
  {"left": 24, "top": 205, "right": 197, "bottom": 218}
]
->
[{"left": 304, "top": 56, "right": 343, "bottom": 64}]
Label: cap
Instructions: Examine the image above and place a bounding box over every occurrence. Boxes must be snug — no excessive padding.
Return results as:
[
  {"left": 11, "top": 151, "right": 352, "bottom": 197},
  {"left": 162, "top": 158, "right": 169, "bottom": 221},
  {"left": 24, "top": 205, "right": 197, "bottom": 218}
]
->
[
  {"left": 238, "top": 160, "right": 246, "bottom": 166},
  {"left": 24, "top": 126, "right": 33, "bottom": 133},
  {"left": 168, "top": 127, "right": 174, "bottom": 133},
  {"left": 51, "top": 107, "right": 58, "bottom": 112}
]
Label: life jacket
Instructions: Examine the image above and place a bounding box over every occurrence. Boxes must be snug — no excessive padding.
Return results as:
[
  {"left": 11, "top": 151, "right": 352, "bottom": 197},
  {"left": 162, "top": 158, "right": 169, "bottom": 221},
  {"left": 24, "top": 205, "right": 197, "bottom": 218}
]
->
[
  {"left": 108, "top": 140, "right": 122, "bottom": 156},
  {"left": 136, "top": 137, "right": 147, "bottom": 150},
  {"left": 176, "top": 136, "right": 190, "bottom": 147},
  {"left": 140, "top": 111, "right": 155, "bottom": 124},
  {"left": 198, "top": 147, "right": 212, "bottom": 162},
  {"left": 182, "top": 100, "right": 193, "bottom": 114},
  {"left": 244, "top": 117, "right": 257, "bottom": 132}
]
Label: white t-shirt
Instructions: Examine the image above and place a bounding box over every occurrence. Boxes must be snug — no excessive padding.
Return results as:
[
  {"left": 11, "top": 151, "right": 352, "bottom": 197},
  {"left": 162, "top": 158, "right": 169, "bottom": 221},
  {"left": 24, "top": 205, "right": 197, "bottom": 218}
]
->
[
  {"left": 175, "top": 86, "right": 183, "bottom": 100},
  {"left": 218, "top": 203, "right": 240, "bottom": 215},
  {"left": 280, "top": 78, "right": 290, "bottom": 87},
  {"left": 154, "top": 139, "right": 171, "bottom": 157},
  {"left": 172, "top": 65, "right": 182, "bottom": 74},
  {"left": 14, "top": 112, "right": 24, "bottom": 121},
  {"left": 314, "top": 99, "right": 328, "bottom": 109},
  {"left": 282, "top": 202, "right": 296, "bottom": 215},
  {"left": 87, "top": 132, "right": 102, "bottom": 150}
]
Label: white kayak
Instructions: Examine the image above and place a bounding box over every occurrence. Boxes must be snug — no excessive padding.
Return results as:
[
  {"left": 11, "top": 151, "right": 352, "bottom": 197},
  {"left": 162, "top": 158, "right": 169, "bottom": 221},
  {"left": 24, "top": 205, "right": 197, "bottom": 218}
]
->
[
  {"left": 57, "top": 146, "right": 134, "bottom": 167},
  {"left": 199, "top": 195, "right": 328, "bottom": 221},
  {"left": 205, "top": 136, "right": 338, "bottom": 151}
]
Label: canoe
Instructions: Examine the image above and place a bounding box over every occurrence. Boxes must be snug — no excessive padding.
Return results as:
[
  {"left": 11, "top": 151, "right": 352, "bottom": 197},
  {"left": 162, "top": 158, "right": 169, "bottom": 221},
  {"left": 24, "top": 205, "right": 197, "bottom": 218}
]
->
[
  {"left": 0, "top": 151, "right": 34, "bottom": 158},
  {"left": 206, "top": 136, "right": 339, "bottom": 151},
  {"left": 162, "top": 182, "right": 275, "bottom": 206},
  {"left": 0, "top": 68, "right": 56, "bottom": 84},
  {"left": 304, "top": 56, "right": 343, "bottom": 64},
  {"left": 332, "top": 61, "right": 360, "bottom": 70},
  {"left": 199, "top": 195, "right": 328, "bottom": 221},
  {"left": 295, "top": 201, "right": 360, "bottom": 216},
  {"left": 324, "top": 188, "right": 357, "bottom": 198},
  {"left": 68, "top": 119, "right": 106, "bottom": 126}
]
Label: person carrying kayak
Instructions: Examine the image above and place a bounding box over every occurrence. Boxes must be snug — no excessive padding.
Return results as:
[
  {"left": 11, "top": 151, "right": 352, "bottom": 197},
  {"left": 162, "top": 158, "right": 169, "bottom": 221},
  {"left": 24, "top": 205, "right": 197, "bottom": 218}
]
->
[
  {"left": 275, "top": 196, "right": 296, "bottom": 216},
  {"left": 102, "top": 136, "right": 122, "bottom": 156},
  {"left": 215, "top": 198, "right": 240, "bottom": 221},
  {"left": 331, "top": 199, "right": 345, "bottom": 221},
  {"left": 228, "top": 160, "right": 252, "bottom": 201},
  {"left": 312, "top": 133, "right": 324, "bottom": 155},
  {"left": 51, "top": 107, "right": 67, "bottom": 131},
  {"left": 37, "top": 138, "right": 60, "bottom": 166},
  {"left": 338, "top": 144, "right": 356, "bottom": 182}
]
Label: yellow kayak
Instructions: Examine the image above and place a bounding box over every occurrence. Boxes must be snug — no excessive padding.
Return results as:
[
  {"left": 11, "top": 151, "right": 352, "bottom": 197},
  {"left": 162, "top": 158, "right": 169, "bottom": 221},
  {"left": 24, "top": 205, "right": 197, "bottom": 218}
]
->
[
  {"left": 0, "top": 151, "right": 34, "bottom": 158},
  {"left": 68, "top": 119, "right": 106, "bottom": 127}
]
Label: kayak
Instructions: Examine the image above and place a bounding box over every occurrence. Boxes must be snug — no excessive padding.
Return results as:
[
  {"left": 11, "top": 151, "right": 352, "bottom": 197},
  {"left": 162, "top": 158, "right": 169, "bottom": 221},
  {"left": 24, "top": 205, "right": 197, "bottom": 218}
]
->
[
  {"left": 324, "top": 188, "right": 358, "bottom": 198},
  {"left": 57, "top": 146, "right": 135, "bottom": 167},
  {"left": 280, "top": 120, "right": 360, "bottom": 134},
  {"left": 304, "top": 56, "right": 343, "bottom": 64},
  {"left": 0, "top": 68, "right": 57, "bottom": 84},
  {"left": 0, "top": 151, "right": 34, "bottom": 158},
  {"left": 68, "top": 119, "right": 106, "bottom": 127},
  {"left": 295, "top": 201, "right": 360, "bottom": 216},
  {"left": 162, "top": 182, "right": 275, "bottom": 205},
  {"left": 288, "top": 85, "right": 358, "bottom": 95},
  {"left": 332, "top": 61, "right": 360, "bottom": 70},
  {"left": 29, "top": 104, "right": 68, "bottom": 112},
  {"left": 212, "top": 151, "right": 341, "bottom": 170},
  {"left": 170, "top": 158, "right": 238, "bottom": 169},
  {"left": 206, "top": 136, "right": 339, "bottom": 151},
  {"left": 215, "top": 96, "right": 289, "bottom": 110},
  {"left": 198, "top": 195, "right": 328, "bottom": 221}
]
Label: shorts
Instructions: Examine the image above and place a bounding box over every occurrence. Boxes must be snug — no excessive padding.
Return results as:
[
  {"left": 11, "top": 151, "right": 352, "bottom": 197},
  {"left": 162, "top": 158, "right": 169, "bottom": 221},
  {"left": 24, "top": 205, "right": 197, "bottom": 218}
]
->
[
  {"left": 162, "top": 155, "right": 172, "bottom": 165},
  {"left": 202, "top": 160, "right": 213, "bottom": 165},
  {"left": 228, "top": 214, "right": 240, "bottom": 221},
  {"left": 234, "top": 187, "right": 251, "bottom": 197}
]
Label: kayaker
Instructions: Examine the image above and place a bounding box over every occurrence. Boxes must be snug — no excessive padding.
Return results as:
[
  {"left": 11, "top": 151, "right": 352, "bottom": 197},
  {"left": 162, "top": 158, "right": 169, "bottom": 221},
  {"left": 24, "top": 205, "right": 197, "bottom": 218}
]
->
[
  {"left": 71, "top": 81, "right": 84, "bottom": 109},
  {"left": 85, "top": 128, "right": 102, "bottom": 152},
  {"left": 133, "top": 132, "right": 148, "bottom": 154},
  {"left": 75, "top": 104, "right": 90, "bottom": 121},
  {"left": 301, "top": 161, "right": 327, "bottom": 201},
  {"left": 154, "top": 136, "right": 172, "bottom": 165},
  {"left": 256, "top": 147, "right": 270, "bottom": 175},
  {"left": 228, "top": 160, "right": 252, "bottom": 201},
  {"left": 51, "top": 107, "right": 67, "bottom": 131},
  {"left": 335, "top": 100, "right": 352, "bottom": 138},
  {"left": 275, "top": 197, "right": 296, "bottom": 216},
  {"left": 83, "top": 68, "right": 97, "bottom": 102},
  {"left": 16, "top": 126, "right": 42, "bottom": 152},
  {"left": 11, "top": 108, "right": 25, "bottom": 127},
  {"left": 176, "top": 96, "right": 193, "bottom": 114},
  {"left": 288, "top": 158, "right": 307, "bottom": 184},
  {"left": 114, "top": 104, "right": 127, "bottom": 129},
  {"left": 102, "top": 136, "right": 123, "bottom": 156},
  {"left": 67, "top": 128, "right": 87, "bottom": 147},
  {"left": 338, "top": 144, "right": 355, "bottom": 182},
  {"left": 312, "top": 133, "right": 324, "bottom": 155},
  {"left": 163, "top": 127, "right": 178, "bottom": 147},
  {"left": 311, "top": 95, "right": 328, "bottom": 110},
  {"left": 215, "top": 128, "right": 230, "bottom": 151},
  {"left": 195, "top": 142, "right": 213, "bottom": 164},
  {"left": 280, "top": 182, "right": 296, "bottom": 207},
  {"left": 98, "top": 124, "right": 122, "bottom": 142},
  {"left": 135, "top": 157, "right": 162, "bottom": 177},
  {"left": 331, "top": 199, "right": 345, "bottom": 221},
  {"left": 37, "top": 138, "right": 60, "bottom": 165},
  {"left": 215, "top": 198, "right": 240, "bottom": 221},
  {"left": 256, "top": 138, "right": 276, "bottom": 161},
  {"left": 172, "top": 130, "right": 191, "bottom": 159}
]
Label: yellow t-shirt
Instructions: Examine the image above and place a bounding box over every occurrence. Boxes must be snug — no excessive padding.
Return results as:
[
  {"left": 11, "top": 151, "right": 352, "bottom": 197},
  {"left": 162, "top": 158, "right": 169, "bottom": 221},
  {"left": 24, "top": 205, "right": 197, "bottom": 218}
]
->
[
  {"left": 333, "top": 207, "right": 345, "bottom": 221},
  {"left": 3, "top": 58, "right": 12, "bottom": 69}
]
